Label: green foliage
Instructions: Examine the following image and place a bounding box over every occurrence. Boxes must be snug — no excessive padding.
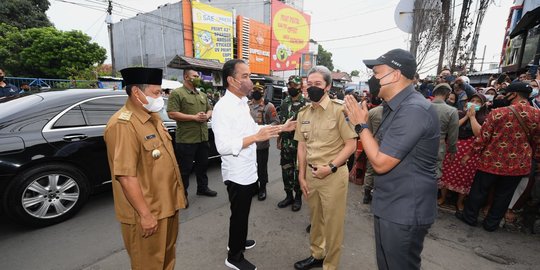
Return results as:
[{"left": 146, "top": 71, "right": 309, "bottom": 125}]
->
[
  {"left": 0, "top": 0, "right": 53, "bottom": 29},
  {"left": 317, "top": 44, "right": 334, "bottom": 71},
  {"left": 350, "top": 70, "right": 359, "bottom": 77},
  {"left": 0, "top": 25, "right": 107, "bottom": 78}
]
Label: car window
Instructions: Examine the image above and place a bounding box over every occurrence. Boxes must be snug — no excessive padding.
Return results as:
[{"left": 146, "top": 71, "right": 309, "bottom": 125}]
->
[
  {"left": 53, "top": 105, "right": 86, "bottom": 128},
  {"left": 80, "top": 96, "right": 127, "bottom": 126}
]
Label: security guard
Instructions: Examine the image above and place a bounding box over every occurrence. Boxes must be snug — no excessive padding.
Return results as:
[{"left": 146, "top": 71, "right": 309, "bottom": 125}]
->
[
  {"left": 277, "top": 75, "right": 307, "bottom": 211},
  {"left": 104, "top": 67, "right": 186, "bottom": 270},
  {"left": 293, "top": 66, "right": 357, "bottom": 270}
]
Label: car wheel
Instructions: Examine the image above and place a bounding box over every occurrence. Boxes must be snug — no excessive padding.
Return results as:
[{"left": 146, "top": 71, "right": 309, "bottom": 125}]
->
[{"left": 5, "top": 164, "right": 89, "bottom": 227}]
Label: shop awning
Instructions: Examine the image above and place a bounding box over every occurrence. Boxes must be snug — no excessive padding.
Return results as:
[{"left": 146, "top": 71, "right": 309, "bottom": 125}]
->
[
  {"left": 509, "top": 6, "right": 540, "bottom": 38},
  {"left": 167, "top": 55, "right": 223, "bottom": 72}
]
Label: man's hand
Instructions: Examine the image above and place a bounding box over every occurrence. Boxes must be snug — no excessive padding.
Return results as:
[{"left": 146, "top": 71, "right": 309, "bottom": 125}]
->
[
  {"left": 310, "top": 164, "right": 331, "bottom": 179},
  {"left": 299, "top": 177, "right": 309, "bottom": 198},
  {"left": 195, "top": 112, "right": 208, "bottom": 123},
  {"left": 280, "top": 117, "right": 297, "bottom": 132},
  {"left": 140, "top": 213, "right": 158, "bottom": 238},
  {"left": 344, "top": 95, "right": 368, "bottom": 125},
  {"left": 255, "top": 125, "right": 280, "bottom": 141}
]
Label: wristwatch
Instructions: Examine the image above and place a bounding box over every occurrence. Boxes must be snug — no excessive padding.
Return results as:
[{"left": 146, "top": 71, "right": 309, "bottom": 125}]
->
[
  {"left": 355, "top": 123, "right": 369, "bottom": 134},
  {"left": 328, "top": 163, "right": 338, "bottom": 173}
]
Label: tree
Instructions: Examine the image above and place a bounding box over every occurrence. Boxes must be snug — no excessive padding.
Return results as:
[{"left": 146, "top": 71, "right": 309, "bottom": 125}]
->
[
  {"left": 317, "top": 44, "right": 334, "bottom": 71},
  {"left": 0, "top": 0, "right": 53, "bottom": 29},
  {"left": 0, "top": 25, "right": 107, "bottom": 78},
  {"left": 350, "top": 70, "right": 359, "bottom": 77}
]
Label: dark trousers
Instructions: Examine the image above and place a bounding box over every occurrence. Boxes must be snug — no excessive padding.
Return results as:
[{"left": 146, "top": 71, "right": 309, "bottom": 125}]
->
[
  {"left": 374, "top": 216, "right": 430, "bottom": 270},
  {"left": 256, "top": 148, "right": 269, "bottom": 187},
  {"left": 226, "top": 180, "right": 257, "bottom": 262},
  {"left": 176, "top": 142, "right": 209, "bottom": 194},
  {"left": 463, "top": 170, "right": 522, "bottom": 230}
]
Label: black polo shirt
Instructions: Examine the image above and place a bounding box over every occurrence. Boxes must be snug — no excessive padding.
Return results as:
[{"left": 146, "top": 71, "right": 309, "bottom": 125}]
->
[
  {"left": 0, "top": 83, "right": 19, "bottom": 97},
  {"left": 372, "top": 84, "right": 440, "bottom": 225}
]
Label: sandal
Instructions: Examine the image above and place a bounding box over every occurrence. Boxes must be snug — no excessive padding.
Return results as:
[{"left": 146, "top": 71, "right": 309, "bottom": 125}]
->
[{"left": 504, "top": 210, "right": 517, "bottom": 223}]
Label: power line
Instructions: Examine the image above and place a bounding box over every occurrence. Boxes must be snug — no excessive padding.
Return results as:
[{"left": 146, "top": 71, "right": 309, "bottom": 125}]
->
[{"left": 317, "top": 27, "right": 398, "bottom": 42}]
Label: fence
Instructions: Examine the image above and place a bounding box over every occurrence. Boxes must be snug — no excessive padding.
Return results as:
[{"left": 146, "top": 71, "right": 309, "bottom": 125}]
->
[{"left": 5, "top": 77, "right": 100, "bottom": 90}]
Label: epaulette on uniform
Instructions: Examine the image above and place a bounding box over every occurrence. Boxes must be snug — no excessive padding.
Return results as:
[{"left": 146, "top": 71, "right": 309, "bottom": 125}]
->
[
  {"left": 298, "top": 104, "right": 311, "bottom": 112},
  {"left": 118, "top": 110, "right": 132, "bottom": 121}
]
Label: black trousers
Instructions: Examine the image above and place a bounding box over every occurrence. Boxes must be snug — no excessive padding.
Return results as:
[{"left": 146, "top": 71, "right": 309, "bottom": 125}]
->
[
  {"left": 463, "top": 170, "right": 522, "bottom": 230},
  {"left": 374, "top": 216, "right": 431, "bottom": 270},
  {"left": 176, "top": 142, "right": 209, "bottom": 194},
  {"left": 226, "top": 180, "right": 257, "bottom": 262},
  {"left": 256, "top": 148, "right": 269, "bottom": 187}
]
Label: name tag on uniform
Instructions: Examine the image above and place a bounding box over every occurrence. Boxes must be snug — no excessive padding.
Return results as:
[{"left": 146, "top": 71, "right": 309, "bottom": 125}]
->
[
  {"left": 302, "top": 121, "right": 310, "bottom": 124},
  {"left": 145, "top": 134, "right": 156, "bottom": 140}
]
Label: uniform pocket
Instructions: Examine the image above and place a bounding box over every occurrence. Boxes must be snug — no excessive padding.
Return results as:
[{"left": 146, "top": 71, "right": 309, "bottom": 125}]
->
[
  {"left": 300, "top": 125, "right": 312, "bottom": 141},
  {"left": 321, "top": 120, "right": 336, "bottom": 129},
  {"left": 143, "top": 139, "right": 163, "bottom": 152}
]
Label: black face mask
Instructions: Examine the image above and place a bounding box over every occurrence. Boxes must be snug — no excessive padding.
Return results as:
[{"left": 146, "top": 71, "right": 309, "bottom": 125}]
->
[
  {"left": 288, "top": 87, "right": 300, "bottom": 97},
  {"left": 367, "top": 70, "right": 395, "bottom": 98},
  {"left": 491, "top": 94, "right": 514, "bottom": 108},
  {"left": 252, "top": 90, "right": 263, "bottom": 100},
  {"left": 307, "top": 86, "right": 325, "bottom": 102}
]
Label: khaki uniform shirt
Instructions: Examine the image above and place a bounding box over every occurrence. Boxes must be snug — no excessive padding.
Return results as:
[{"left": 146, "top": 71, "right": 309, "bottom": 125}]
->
[
  {"left": 167, "top": 86, "right": 212, "bottom": 143},
  {"left": 104, "top": 99, "right": 186, "bottom": 224},
  {"left": 294, "top": 95, "right": 357, "bottom": 167}
]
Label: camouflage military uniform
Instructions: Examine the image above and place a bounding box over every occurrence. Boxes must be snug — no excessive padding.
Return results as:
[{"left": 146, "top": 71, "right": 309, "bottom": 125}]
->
[{"left": 279, "top": 95, "right": 307, "bottom": 194}]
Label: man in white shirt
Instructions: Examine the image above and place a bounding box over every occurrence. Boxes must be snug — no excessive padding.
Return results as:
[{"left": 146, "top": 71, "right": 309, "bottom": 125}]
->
[{"left": 212, "top": 59, "right": 296, "bottom": 270}]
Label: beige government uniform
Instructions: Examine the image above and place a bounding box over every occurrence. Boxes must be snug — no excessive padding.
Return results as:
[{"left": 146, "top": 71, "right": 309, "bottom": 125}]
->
[
  {"left": 294, "top": 95, "right": 357, "bottom": 270},
  {"left": 104, "top": 99, "right": 186, "bottom": 270}
]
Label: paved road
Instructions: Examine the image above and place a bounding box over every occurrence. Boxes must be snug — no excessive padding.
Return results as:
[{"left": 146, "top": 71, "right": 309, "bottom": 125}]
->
[{"left": 1, "top": 142, "right": 540, "bottom": 270}]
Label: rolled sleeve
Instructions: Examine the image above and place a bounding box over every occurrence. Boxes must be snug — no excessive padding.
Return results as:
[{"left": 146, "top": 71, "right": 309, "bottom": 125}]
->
[
  {"left": 166, "top": 90, "right": 181, "bottom": 112},
  {"left": 379, "top": 106, "right": 429, "bottom": 160}
]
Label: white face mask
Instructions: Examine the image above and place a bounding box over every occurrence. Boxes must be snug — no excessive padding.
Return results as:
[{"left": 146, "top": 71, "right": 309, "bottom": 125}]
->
[
  {"left": 531, "top": 88, "right": 539, "bottom": 98},
  {"left": 484, "top": 94, "right": 494, "bottom": 102},
  {"left": 138, "top": 91, "right": 164, "bottom": 112}
]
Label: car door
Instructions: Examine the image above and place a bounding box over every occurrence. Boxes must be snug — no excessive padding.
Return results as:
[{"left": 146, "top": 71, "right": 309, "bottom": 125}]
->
[{"left": 42, "top": 95, "right": 127, "bottom": 186}]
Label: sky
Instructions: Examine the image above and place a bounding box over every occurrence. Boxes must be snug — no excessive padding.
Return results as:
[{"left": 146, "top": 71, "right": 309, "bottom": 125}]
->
[{"left": 46, "top": 0, "right": 514, "bottom": 78}]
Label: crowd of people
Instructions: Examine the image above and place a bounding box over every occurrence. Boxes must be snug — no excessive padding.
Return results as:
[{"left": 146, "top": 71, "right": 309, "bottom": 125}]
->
[{"left": 98, "top": 46, "right": 540, "bottom": 270}]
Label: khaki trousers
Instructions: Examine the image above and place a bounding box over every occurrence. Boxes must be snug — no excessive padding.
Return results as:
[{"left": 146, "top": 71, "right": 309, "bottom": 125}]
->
[
  {"left": 306, "top": 166, "right": 348, "bottom": 270},
  {"left": 120, "top": 211, "right": 179, "bottom": 270}
]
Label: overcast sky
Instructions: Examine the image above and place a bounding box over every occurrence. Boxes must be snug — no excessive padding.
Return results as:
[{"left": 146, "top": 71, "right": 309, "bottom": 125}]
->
[{"left": 47, "top": 0, "right": 513, "bottom": 78}]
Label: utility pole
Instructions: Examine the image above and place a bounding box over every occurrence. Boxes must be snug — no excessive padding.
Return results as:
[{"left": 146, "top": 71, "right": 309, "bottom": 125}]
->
[
  {"left": 437, "top": 0, "right": 450, "bottom": 75},
  {"left": 468, "top": 0, "right": 490, "bottom": 72},
  {"left": 106, "top": 0, "right": 115, "bottom": 76},
  {"left": 450, "top": 0, "right": 471, "bottom": 72},
  {"left": 410, "top": 0, "right": 424, "bottom": 58}
]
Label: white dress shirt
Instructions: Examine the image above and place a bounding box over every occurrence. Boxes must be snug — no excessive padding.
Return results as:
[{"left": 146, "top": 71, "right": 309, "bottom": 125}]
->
[{"left": 211, "top": 90, "right": 261, "bottom": 185}]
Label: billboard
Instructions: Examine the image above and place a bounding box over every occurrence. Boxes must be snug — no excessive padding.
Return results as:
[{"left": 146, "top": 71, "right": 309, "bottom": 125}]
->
[
  {"left": 299, "top": 53, "right": 315, "bottom": 77},
  {"left": 192, "top": 2, "right": 233, "bottom": 63},
  {"left": 237, "top": 16, "right": 271, "bottom": 75},
  {"left": 271, "top": 1, "right": 311, "bottom": 71}
]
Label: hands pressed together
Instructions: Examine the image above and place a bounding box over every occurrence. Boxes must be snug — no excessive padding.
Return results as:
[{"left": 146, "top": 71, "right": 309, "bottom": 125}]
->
[{"left": 344, "top": 95, "right": 369, "bottom": 125}]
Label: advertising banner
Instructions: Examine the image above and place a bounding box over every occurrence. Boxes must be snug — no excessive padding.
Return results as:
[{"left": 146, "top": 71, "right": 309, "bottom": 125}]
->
[
  {"left": 237, "top": 16, "right": 271, "bottom": 75},
  {"left": 300, "top": 53, "right": 315, "bottom": 77},
  {"left": 271, "top": 1, "right": 311, "bottom": 71},
  {"left": 192, "top": 2, "right": 233, "bottom": 63}
]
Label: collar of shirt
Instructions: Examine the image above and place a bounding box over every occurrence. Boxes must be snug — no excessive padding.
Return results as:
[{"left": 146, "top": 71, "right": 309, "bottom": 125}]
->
[
  {"left": 386, "top": 84, "right": 415, "bottom": 111},
  {"left": 432, "top": 99, "right": 446, "bottom": 104},
  {"left": 224, "top": 89, "right": 249, "bottom": 105},
  {"left": 310, "top": 94, "right": 330, "bottom": 110},
  {"left": 183, "top": 86, "right": 198, "bottom": 95},
  {"left": 125, "top": 98, "right": 151, "bottom": 124}
]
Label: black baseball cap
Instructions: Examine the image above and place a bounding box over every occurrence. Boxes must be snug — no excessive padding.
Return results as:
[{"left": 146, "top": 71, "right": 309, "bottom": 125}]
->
[
  {"left": 505, "top": 82, "right": 532, "bottom": 93},
  {"left": 363, "top": 48, "right": 417, "bottom": 80}
]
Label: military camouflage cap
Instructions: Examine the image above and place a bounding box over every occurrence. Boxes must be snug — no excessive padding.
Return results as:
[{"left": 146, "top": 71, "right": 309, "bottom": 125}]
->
[
  {"left": 253, "top": 82, "right": 265, "bottom": 91},
  {"left": 288, "top": 75, "right": 301, "bottom": 85}
]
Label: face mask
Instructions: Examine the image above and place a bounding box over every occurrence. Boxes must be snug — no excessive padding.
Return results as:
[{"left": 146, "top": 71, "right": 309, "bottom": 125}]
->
[
  {"left": 191, "top": 77, "right": 202, "bottom": 88},
  {"left": 307, "top": 86, "right": 325, "bottom": 102},
  {"left": 288, "top": 87, "right": 300, "bottom": 97},
  {"left": 233, "top": 78, "right": 253, "bottom": 96},
  {"left": 466, "top": 102, "right": 481, "bottom": 111},
  {"left": 446, "top": 100, "right": 454, "bottom": 106},
  {"left": 139, "top": 91, "right": 164, "bottom": 112},
  {"left": 484, "top": 94, "right": 494, "bottom": 102},
  {"left": 491, "top": 97, "right": 510, "bottom": 108},
  {"left": 252, "top": 90, "right": 263, "bottom": 100},
  {"left": 367, "top": 70, "right": 396, "bottom": 98},
  {"left": 531, "top": 88, "right": 539, "bottom": 98}
]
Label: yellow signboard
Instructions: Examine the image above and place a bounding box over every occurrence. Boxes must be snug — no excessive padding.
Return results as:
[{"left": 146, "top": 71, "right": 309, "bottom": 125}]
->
[{"left": 192, "top": 2, "right": 233, "bottom": 63}]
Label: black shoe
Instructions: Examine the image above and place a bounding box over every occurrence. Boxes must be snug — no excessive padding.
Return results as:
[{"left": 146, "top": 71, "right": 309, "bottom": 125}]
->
[
  {"left": 482, "top": 222, "right": 498, "bottom": 232},
  {"left": 292, "top": 192, "right": 302, "bottom": 211},
  {"left": 294, "top": 256, "right": 324, "bottom": 270},
  {"left": 197, "top": 188, "right": 217, "bottom": 197},
  {"left": 185, "top": 198, "right": 189, "bottom": 209},
  {"left": 305, "top": 224, "right": 311, "bottom": 233},
  {"left": 278, "top": 192, "right": 294, "bottom": 208},
  {"left": 455, "top": 211, "right": 477, "bottom": 227},
  {"left": 363, "top": 188, "right": 372, "bottom": 204},
  {"left": 225, "top": 258, "right": 257, "bottom": 270},
  {"left": 227, "top": 239, "right": 256, "bottom": 251},
  {"left": 258, "top": 187, "right": 266, "bottom": 201}
]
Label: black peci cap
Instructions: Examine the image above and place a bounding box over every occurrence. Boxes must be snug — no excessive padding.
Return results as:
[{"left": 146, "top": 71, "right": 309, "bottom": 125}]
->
[
  {"left": 120, "top": 67, "right": 163, "bottom": 86},
  {"left": 363, "top": 48, "right": 417, "bottom": 80},
  {"left": 505, "top": 82, "right": 532, "bottom": 93}
]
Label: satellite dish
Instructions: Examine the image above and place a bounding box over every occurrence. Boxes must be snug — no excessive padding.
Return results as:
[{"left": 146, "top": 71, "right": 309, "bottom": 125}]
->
[{"left": 394, "top": 0, "right": 414, "bottom": 34}]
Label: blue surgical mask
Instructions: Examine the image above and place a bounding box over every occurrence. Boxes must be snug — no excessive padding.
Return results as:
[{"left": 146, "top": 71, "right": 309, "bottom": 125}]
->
[
  {"left": 466, "top": 102, "right": 481, "bottom": 111},
  {"left": 531, "top": 88, "right": 539, "bottom": 98}
]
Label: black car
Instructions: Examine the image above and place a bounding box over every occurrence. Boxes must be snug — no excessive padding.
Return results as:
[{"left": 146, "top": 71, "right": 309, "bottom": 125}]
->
[{"left": 0, "top": 89, "right": 218, "bottom": 227}]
